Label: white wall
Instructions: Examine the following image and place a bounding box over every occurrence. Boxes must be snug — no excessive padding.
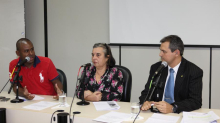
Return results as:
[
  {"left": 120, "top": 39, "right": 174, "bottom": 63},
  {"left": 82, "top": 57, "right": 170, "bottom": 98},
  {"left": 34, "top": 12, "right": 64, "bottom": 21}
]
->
[
  {"left": 212, "top": 48, "right": 220, "bottom": 109},
  {"left": 24, "top": 0, "right": 220, "bottom": 109},
  {"left": 0, "top": 0, "right": 25, "bottom": 91},
  {"left": 24, "top": 0, "right": 45, "bottom": 56},
  {"left": 47, "top": 0, "right": 109, "bottom": 96}
]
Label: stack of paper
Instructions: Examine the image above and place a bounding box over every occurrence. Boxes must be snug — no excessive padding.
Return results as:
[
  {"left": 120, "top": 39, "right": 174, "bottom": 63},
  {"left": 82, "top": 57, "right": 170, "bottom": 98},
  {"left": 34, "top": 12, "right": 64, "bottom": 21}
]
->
[
  {"left": 93, "top": 101, "right": 120, "bottom": 111},
  {"left": 181, "top": 111, "right": 220, "bottom": 123},
  {"left": 145, "top": 113, "right": 180, "bottom": 123}
]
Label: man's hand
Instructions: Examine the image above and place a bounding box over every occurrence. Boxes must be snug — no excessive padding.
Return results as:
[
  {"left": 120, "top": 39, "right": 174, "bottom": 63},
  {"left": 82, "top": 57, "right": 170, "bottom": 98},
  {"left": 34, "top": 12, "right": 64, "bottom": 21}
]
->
[
  {"left": 53, "top": 84, "right": 63, "bottom": 100},
  {"left": 23, "top": 86, "right": 35, "bottom": 100},
  {"left": 141, "top": 101, "right": 153, "bottom": 111},
  {"left": 153, "top": 101, "right": 173, "bottom": 113}
]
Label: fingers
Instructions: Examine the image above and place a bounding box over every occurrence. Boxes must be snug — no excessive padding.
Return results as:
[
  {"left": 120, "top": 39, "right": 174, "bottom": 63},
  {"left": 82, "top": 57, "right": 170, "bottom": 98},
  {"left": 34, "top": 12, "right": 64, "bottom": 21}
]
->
[
  {"left": 84, "top": 91, "right": 93, "bottom": 98},
  {"left": 154, "top": 101, "right": 172, "bottom": 113},
  {"left": 96, "top": 94, "right": 102, "bottom": 101},
  {"left": 53, "top": 95, "right": 59, "bottom": 100},
  {"left": 23, "top": 86, "right": 28, "bottom": 92},
  {"left": 25, "top": 93, "right": 35, "bottom": 100},
  {"left": 23, "top": 86, "right": 29, "bottom": 96},
  {"left": 141, "top": 101, "right": 153, "bottom": 111},
  {"left": 92, "top": 92, "right": 102, "bottom": 101}
]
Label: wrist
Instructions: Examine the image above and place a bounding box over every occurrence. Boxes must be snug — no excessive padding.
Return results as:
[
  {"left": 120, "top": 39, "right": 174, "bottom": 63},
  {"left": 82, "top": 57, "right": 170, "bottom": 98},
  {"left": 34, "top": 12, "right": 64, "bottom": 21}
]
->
[{"left": 171, "top": 104, "right": 178, "bottom": 113}]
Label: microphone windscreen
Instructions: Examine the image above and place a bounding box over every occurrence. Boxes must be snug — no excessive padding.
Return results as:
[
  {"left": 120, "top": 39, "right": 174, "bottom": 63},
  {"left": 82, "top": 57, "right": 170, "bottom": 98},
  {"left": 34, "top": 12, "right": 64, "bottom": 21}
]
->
[
  {"left": 25, "top": 56, "right": 30, "bottom": 62},
  {"left": 161, "top": 61, "right": 168, "bottom": 67}
]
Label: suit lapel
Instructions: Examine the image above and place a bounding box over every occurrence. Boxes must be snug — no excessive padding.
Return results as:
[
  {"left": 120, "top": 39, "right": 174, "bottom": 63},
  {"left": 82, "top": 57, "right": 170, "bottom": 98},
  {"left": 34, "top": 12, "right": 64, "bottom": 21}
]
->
[{"left": 174, "top": 57, "right": 187, "bottom": 95}]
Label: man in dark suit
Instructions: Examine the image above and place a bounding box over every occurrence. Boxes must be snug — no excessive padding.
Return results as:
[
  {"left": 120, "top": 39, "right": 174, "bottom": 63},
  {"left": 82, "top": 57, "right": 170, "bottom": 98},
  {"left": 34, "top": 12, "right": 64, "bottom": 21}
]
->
[{"left": 139, "top": 35, "right": 203, "bottom": 113}]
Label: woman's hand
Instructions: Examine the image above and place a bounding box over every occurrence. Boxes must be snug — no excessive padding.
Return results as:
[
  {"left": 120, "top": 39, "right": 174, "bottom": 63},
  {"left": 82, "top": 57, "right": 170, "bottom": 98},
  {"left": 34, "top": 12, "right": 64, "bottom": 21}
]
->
[
  {"left": 85, "top": 91, "right": 102, "bottom": 101},
  {"left": 84, "top": 90, "right": 93, "bottom": 98}
]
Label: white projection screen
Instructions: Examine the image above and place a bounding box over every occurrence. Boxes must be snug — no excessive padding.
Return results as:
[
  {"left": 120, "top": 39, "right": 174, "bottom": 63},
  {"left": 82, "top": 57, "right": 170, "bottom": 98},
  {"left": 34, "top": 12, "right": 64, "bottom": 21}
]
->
[
  {"left": 110, "top": 0, "right": 220, "bottom": 45},
  {"left": 0, "top": 0, "right": 25, "bottom": 89}
]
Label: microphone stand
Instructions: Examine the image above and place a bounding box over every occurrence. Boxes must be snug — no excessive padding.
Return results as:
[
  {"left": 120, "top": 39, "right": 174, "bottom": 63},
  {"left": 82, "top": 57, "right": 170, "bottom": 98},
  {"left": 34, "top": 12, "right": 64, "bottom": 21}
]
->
[
  {"left": 133, "top": 73, "right": 162, "bottom": 123},
  {"left": 147, "top": 73, "right": 162, "bottom": 113},
  {"left": 76, "top": 67, "right": 90, "bottom": 105},
  {"left": 10, "top": 66, "right": 24, "bottom": 103}
]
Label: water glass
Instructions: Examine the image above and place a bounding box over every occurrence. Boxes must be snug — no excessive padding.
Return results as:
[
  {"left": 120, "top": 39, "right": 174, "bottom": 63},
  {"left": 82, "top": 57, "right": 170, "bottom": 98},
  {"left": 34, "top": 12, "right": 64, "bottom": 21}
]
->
[
  {"left": 131, "top": 102, "right": 140, "bottom": 119},
  {"left": 59, "top": 92, "right": 67, "bottom": 107}
]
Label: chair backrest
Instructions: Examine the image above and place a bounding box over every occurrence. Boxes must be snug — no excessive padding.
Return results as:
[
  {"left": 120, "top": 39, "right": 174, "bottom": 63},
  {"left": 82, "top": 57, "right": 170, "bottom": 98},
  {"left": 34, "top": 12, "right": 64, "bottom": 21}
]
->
[
  {"left": 56, "top": 69, "right": 67, "bottom": 94},
  {"left": 115, "top": 65, "right": 132, "bottom": 102}
]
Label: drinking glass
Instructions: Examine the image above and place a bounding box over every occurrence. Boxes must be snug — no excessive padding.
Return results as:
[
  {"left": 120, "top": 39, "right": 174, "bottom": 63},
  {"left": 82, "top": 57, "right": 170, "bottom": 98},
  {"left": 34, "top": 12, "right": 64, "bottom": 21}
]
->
[
  {"left": 59, "top": 92, "right": 67, "bottom": 107},
  {"left": 131, "top": 102, "right": 140, "bottom": 119}
]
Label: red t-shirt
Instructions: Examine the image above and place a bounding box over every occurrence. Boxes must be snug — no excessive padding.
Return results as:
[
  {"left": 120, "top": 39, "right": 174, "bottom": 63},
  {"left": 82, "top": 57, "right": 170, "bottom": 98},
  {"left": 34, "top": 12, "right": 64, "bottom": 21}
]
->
[{"left": 9, "top": 56, "right": 59, "bottom": 95}]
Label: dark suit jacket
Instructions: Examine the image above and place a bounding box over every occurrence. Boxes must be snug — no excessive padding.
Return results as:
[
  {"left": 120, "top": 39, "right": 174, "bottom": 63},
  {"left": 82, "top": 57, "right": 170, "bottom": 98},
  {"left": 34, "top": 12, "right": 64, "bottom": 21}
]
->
[{"left": 139, "top": 57, "right": 203, "bottom": 113}]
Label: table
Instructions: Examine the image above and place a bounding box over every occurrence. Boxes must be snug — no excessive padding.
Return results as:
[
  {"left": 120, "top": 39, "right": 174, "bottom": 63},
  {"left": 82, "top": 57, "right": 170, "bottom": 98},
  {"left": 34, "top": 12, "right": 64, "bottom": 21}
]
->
[{"left": 0, "top": 91, "right": 220, "bottom": 123}]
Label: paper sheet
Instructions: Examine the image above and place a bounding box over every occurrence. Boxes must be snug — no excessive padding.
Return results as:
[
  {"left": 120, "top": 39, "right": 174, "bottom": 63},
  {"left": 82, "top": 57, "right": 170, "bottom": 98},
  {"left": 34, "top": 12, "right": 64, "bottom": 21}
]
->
[
  {"left": 93, "top": 101, "right": 120, "bottom": 111},
  {"left": 51, "top": 102, "right": 70, "bottom": 109},
  {"left": 19, "top": 95, "right": 44, "bottom": 101},
  {"left": 145, "top": 113, "right": 180, "bottom": 123},
  {"left": 181, "top": 111, "right": 220, "bottom": 123},
  {"left": 93, "top": 111, "right": 131, "bottom": 123},
  {"left": 23, "top": 101, "right": 59, "bottom": 110}
]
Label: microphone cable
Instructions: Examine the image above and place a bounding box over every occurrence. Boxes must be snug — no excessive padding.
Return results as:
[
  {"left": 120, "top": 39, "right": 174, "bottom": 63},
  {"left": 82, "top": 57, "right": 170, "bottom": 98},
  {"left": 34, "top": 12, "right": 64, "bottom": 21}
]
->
[
  {"left": 132, "top": 77, "right": 154, "bottom": 123},
  {"left": 133, "top": 72, "right": 162, "bottom": 123},
  {"left": 69, "top": 66, "right": 82, "bottom": 123}
]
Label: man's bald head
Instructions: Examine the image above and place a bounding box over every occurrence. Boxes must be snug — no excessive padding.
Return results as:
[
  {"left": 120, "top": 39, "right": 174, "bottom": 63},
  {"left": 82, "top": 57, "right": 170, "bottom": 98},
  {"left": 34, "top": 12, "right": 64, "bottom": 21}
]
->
[{"left": 16, "top": 38, "right": 33, "bottom": 51}]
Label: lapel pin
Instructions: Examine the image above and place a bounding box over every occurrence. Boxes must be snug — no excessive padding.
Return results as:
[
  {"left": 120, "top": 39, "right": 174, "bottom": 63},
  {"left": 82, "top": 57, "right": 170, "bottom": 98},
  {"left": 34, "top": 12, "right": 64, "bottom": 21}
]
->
[{"left": 181, "top": 75, "right": 183, "bottom": 77}]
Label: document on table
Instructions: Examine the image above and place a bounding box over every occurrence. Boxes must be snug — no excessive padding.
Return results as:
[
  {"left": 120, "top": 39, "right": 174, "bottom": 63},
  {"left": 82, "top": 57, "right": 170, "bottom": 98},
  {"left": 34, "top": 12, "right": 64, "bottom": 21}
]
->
[
  {"left": 145, "top": 113, "right": 180, "bottom": 123},
  {"left": 93, "top": 111, "right": 131, "bottom": 123},
  {"left": 93, "top": 101, "right": 120, "bottom": 111},
  {"left": 181, "top": 111, "right": 220, "bottom": 123},
  {"left": 19, "top": 95, "right": 44, "bottom": 101},
  {"left": 23, "top": 101, "right": 59, "bottom": 110}
]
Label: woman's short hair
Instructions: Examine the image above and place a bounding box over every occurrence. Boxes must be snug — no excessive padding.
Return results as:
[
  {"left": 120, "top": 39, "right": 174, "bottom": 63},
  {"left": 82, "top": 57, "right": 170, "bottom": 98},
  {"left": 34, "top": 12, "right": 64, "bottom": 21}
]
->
[{"left": 93, "top": 43, "right": 116, "bottom": 67}]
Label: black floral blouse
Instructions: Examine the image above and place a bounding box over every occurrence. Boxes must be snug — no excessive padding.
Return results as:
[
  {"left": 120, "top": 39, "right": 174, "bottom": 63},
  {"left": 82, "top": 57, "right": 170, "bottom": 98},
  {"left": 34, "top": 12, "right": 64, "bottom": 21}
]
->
[{"left": 77, "top": 66, "right": 124, "bottom": 101}]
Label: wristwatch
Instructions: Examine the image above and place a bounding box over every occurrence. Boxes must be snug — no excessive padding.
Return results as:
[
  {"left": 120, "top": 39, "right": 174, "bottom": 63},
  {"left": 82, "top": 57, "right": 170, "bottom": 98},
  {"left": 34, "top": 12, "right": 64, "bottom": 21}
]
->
[{"left": 171, "top": 104, "right": 178, "bottom": 113}]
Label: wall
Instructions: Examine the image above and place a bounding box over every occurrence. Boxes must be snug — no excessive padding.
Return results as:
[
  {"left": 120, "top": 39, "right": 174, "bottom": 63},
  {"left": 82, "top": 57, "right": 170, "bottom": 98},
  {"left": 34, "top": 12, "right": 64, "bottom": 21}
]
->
[
  {"left": 24, "top": 0, "right": 45, "bottom": 56},
  {"left": 0, "top": 0, "right": 25, "bottom": 91}
]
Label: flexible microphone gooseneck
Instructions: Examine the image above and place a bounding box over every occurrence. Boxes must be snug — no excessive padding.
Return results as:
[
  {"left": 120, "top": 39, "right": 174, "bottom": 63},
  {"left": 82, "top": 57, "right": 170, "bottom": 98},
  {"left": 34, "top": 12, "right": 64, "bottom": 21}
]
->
[
  {"left": 133, "top": 61, "right": 167, "bottom": 123},
  {"left": 68, "top": 63, "right": 92, "bottom": 123}
]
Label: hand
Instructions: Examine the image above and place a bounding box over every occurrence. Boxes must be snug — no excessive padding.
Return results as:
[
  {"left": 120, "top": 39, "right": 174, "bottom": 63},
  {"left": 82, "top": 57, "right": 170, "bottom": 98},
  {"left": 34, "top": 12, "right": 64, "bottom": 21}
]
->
[
  {"left": 85, "top": 91, "right": 102, "bottom": 102},
  {"left": 23, "top": 86, "right": 35, "bottom": 100},
  {"left": 84, "top": 90, "right": 93, "bottom": 98},
  {"left": 153, "top": 101, "right": 173, "bottom": 113},
  {"left": 53, "top": 84, "right": 63, "bottom": 100},
  {"left": 141, "top": 101, "right": 153, "bottom": 110},
  {"left": 94, "top": 91, "right": 102, "bottom": 101}
]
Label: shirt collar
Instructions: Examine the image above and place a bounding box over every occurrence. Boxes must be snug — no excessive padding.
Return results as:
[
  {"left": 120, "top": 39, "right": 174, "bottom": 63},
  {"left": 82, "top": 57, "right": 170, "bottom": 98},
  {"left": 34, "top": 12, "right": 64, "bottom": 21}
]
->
[
  {"left": 168, "top": 62, "right": 181, "bottom": 74},
  {"left": 18, "top": 55, "right": 40, "bottom": 68},
  {"left": 33, "top": 55, "right": 40, "bottom": 67}
]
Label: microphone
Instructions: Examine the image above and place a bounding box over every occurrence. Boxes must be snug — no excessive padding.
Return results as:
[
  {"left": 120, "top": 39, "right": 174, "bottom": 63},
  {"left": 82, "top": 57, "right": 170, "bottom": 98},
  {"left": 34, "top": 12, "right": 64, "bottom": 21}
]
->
[
  {"left": 81, "top": 62, "right": 93, "bottom": 67},
  {"left": 17, "top": 57, "right": 30, "bottom": 67},
  {"left": 152, "top": 61, "right": 167, "bottom": 77}
]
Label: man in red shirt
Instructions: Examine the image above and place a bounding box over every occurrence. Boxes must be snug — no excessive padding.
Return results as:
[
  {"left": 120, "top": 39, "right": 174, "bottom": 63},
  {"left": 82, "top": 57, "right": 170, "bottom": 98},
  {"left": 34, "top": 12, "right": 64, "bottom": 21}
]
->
[{"left": 9, "top": 38, "right": 63, "bottom": 100}]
